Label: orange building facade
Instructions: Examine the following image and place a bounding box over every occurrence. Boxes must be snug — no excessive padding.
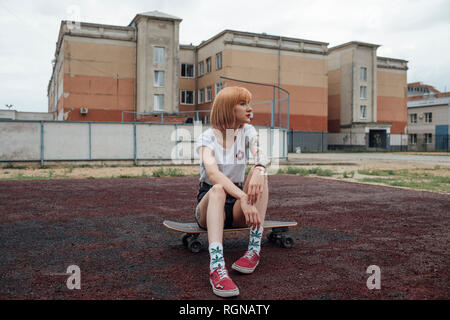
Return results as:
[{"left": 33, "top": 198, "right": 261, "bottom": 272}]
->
[
  {"left": 327, "top": 42, "right": 408, "bottom": 150},
  {"left": 48, "top": 11, "right": 408, "bottom": 151}
]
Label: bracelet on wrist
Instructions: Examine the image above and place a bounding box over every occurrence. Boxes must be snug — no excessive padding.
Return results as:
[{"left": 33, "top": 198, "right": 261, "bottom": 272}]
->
[{"left": 255, "top": 165, "right": 266, "bottom": 173}]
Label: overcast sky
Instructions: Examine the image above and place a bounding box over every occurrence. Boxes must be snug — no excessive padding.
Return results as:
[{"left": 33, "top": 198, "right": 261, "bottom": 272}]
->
[{"left": 0, "top": 0, "right": 449, "bottom": 112}]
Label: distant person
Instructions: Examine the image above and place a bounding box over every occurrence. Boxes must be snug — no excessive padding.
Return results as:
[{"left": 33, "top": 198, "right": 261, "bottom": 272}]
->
[{"left": 194, "top": 86, "right": 269, "bottom": 298}]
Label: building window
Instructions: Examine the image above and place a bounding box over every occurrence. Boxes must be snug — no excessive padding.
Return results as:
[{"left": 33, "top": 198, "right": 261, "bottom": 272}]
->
[
  {"left": 198, "top": 88, "right": 204, "bottom": 104},
  {"left": 181, "top": 63, "right": 194, "bottom": 78},
  {"left": 180, "top": 90, "right": 194, "bottom": 105},
  {"left": 206, "top": 57, "right": 212, "bottom": 73},
  {"left": 360, "top": 105, "right": 367, "bottom": 119},
  {"left": 410, "top": 113, "right": 417, "bottom": 123},
  {"left": 360, "top": 86, "right": 367, "bottom": 99},
  {"left": 425, "top": 112, "right": 432, "bottom": 123},
  {"left": 216, "top": 52, "right": 222, "bottom": 70},
  {"left": 360, "top": 67, "right": 367, "bottom": 81},
  {"left": 215, "top": 81, "right": 223, "bottom": 95},
  {"left": 154, "top": 47, "right": 165, "bottom": 63},
  {"left": 424, "top": 133, "right": 432, "bottom": 144},
  {"left": 410, "top": 134, "right": 417, "bottom": 145},
  {"left": 154, "top": 94, "right": 164, "bottom": 111},
  {"left": 198, "top": 61, "right": 204, "bottom": 76},
  {"left": 154, "top": 71, "right": 165, "bottom": 87},
  {"left": 206, "top": 86, "right": 212, "bottom": 103}
]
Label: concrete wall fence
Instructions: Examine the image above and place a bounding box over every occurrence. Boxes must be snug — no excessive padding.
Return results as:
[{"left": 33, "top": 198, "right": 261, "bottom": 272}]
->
[
  {"left": 328, "top": 132, "right": 408, "bottom": 151},
  {"left": 0, "top": 120, "right": 287, "bottom": 165},
  {"left": 289, "top": 131, "right": 328, "bottom": 152}
]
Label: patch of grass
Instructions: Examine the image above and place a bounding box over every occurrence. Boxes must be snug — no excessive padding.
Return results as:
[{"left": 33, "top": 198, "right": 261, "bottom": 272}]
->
[
  {"left": 358, "top": 173, "right": 450, "bottom": 193},
  {"left": 140, "top": 169, "right": 149, "bottom": 178},
  {"left": 118, "top": 175, "right": 134, "bottom": 178},
  {"left": 277, "top": 166, "right": 336, "bottom": 177},
  {"left": 343, "top": 171, "right": 355, "bottom": 178},
  {"left": 2, "top": 163, "right": 28, "bottom": 170},
  {"left": 358, "top": 169, "right": 396, "bottom": 176},
  {"left": 0, "top": 173, "right": 49, "bottom": 181},
  {"left": 430, "top": 175, "right": 450, "bottom": 184},
  {"left": 152, "top": 168, "right": 186, "bottom": 177},
  {"left": 359, "top": 177, "right": 391, "bottom": 184},
  {"left": 309, "top": 167, "right": 336, "bottom": 177},
  {"left": 48, "top": 170, "right": 55, "bottom": 178}
]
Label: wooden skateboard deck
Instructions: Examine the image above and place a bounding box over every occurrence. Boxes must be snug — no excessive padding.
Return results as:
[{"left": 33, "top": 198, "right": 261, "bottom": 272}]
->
[
  {"left": 163, "top": 220, "right": 298, "bottom": 253},
  {"left": 163, "top": 220, "right": 297, "bottom": 234}
]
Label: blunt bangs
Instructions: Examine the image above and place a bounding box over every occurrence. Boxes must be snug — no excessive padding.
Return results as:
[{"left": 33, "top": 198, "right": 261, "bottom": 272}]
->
[{"left": 210, "top": 86, "right": 252, "bottom": 131}]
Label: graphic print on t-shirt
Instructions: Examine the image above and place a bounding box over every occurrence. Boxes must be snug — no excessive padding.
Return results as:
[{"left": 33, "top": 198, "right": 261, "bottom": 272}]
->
[{"left": 236, "top": 150, "right": 244, "bottom": 161}]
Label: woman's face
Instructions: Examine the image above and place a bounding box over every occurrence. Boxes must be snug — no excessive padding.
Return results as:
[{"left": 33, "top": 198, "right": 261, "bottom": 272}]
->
[{"left": 234, "top": 99, "right": 253, "bottom": 127}]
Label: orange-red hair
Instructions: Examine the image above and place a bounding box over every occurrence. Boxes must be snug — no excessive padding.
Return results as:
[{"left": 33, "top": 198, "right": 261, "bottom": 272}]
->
[{"left": 210, "top": 86, "right": 252, "bottom": 131}]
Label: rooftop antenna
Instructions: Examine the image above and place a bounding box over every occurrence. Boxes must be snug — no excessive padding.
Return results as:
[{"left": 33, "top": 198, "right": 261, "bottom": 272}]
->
[{"left": 5, "top": 104, "right": 13, "bottom": 110}]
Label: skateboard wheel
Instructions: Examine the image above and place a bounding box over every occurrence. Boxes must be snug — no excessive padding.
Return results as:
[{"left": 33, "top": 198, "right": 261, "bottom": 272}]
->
[
  {"left": 188, "top": 239, "right": 202, "bottom": 253},
  {"left": 267, "top": 231, "right": 277, "bottom": 243},
  {"left": 182, "top": 234, "right": 191, "bottom": 247},
  {"left": 281, "top": 236, "right": 294, "bottom": 248}
]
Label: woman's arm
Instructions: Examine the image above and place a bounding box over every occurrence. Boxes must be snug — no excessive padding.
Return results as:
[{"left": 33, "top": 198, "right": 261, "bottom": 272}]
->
[
  {"left": 200, "top": 146, "right": 261, "bottom": 228},
  {"left": 246, "top": 135, "right": 269, "bottom": 204},
  {"left": 248, "top": 135, "right": 269, "bottom": 169},
  {"left": 199, "top": 146, "right": 247, "bottom": 200}
]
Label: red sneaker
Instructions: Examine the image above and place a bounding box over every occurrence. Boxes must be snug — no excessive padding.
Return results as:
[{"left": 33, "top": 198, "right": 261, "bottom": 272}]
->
[
  {"left": 232, "top": 250, "right": 260, "bottom": 274},
  {"left": 209, "top": 266, "right": 239, "bottom": 298}
]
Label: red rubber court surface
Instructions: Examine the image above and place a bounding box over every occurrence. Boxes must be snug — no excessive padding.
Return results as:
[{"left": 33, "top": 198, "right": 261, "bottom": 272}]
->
[{"left": 0, "top": 175, "right": 448, "bottom": 299}]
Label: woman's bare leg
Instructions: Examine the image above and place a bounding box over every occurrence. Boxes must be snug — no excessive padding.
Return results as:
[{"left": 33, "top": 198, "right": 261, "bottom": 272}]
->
[{"left": 196, "top": 184, "right": 226, "bottom": 244}]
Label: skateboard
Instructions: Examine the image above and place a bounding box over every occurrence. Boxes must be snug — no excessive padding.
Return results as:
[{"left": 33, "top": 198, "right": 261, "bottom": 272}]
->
[{"left": 163, "top": 220, "right": 298, "bottom": 253}]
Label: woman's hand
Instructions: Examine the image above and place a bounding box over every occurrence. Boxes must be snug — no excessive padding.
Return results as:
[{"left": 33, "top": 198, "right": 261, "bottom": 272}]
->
[
  {"left": 240, "top": 195, "right": 261, "bottom": 229},
  {"left": 247, "top": 166, "right": 265, "bottom": 205}
]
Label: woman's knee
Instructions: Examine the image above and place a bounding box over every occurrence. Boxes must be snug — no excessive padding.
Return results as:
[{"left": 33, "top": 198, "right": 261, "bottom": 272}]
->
[{"left": 210, "top": 184, "right": 226, "bottom": 201}]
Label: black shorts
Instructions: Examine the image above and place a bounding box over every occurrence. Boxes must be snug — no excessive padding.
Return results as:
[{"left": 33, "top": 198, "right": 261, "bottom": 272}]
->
[{"left": 195, "top": 182, "right": 243, "bottom": 229}]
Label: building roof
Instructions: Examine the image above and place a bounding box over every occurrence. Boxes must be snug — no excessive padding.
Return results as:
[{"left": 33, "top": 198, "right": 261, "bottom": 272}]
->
[
  {"left": 408, "top": 82, "right": 440, "bottom": 93},
  {"left": 329, "top": 41, "right": 381, "bottom": 52},
  {"left": 196, "top": 29, "right": 328, "bottom": 53},
  {"left": 129, "top": 10, "right": 182, "bottom": 25},
  {"left": 408, "top": 96, "right": 450, "bottom": 108}
]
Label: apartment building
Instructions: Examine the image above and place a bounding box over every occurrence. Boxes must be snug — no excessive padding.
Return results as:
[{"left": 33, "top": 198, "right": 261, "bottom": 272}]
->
[
  {"left": 48, "top": 10, "right": 408, "bottom": 152},
  {"left": 327, "top": 42, "right": 408, "bottom": 150},
  {"left": 407, "top": 82, "right": 450, "bottom": 151},
  {"left": 48, "top": 11, "right": 182, "bottom": 122},
  {"left": 179, "top": 30, "right": 329, "bottom": 150}
]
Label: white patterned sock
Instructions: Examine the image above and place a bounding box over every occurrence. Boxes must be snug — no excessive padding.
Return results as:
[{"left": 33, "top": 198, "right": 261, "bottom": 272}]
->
[
  {"left": 209, "top": 242, "right": 224, "bottom": 272},
  {"left": 248, "top": 226, "right": 264, "bottom": 254}
]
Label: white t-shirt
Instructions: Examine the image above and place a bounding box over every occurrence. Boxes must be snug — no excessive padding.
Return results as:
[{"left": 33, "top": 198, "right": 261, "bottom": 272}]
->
[{"left": 196, "top": 124, "right": 258, "bottom": 184}]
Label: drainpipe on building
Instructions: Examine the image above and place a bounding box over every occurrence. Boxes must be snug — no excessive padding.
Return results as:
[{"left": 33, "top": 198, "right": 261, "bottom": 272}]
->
[
  {"left": 194, "top": 45, "right": 199, "bottom": 121},
  {"left": 133, "top": 22, "right": 138, "bottom": 122},
  {"left": 278, "top": 36, "right": 281, "bottom": 128}
]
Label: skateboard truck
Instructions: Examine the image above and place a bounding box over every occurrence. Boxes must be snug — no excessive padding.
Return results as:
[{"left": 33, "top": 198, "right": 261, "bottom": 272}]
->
[
  {"left": 266, "top": 227, "right": 294, "bottom": 248},
  {"left": 181, "top": 227, "right": 294, "bottom": 253}
]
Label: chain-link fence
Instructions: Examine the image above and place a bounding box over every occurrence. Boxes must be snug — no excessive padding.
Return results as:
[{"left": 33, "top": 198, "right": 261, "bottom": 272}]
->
[{"left": 219, "top": 76, "right": 289, "bottom": 130}]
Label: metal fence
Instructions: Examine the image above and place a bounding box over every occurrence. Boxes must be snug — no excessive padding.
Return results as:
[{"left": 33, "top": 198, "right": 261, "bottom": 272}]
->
[
  {"left": 408, "top": 134, "right": 449, "bottom": 152},
  {"left": 0, "top": 120, "right": 288, "bottom": 166},
  {"left": 219, "top": 76, "right": 290, "bottom": 130},
  {"left": 121, "top": 110, "right": 211, "bottom": 123},
  {"left": 327, "top": 133, "right": 449, "bottom": 152}
]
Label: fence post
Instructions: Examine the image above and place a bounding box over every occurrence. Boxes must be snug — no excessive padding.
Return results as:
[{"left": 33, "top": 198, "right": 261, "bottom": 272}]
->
[
  {"left": 133, "top": 122, "right": 137, "bottom": 165},
  {"left": 40, "top": 121, "right": 44, "bottom": 167},
  {"left": 88, "top": 122, "right": 92, "bottom": 160},
  {"left": 175, "top": 124, "right": 178, "bottom": 163},
  {"left": 271, "top": 87, "right": 275, "bottom": 129}
]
